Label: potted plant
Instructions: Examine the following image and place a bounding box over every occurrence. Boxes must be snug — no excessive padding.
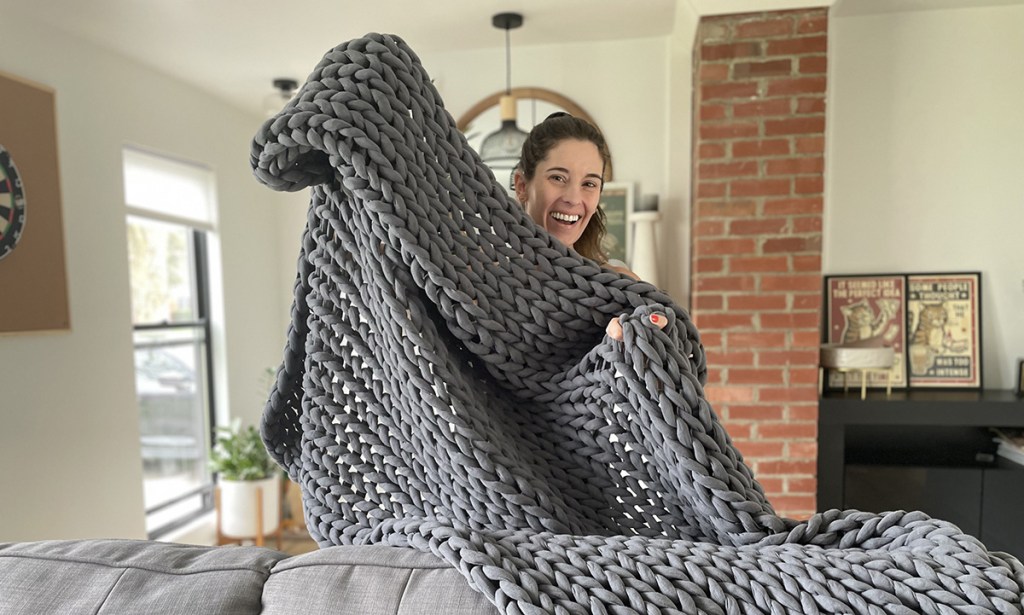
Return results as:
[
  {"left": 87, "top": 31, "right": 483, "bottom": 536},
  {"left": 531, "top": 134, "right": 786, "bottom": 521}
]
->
[{"left": 208, "top": 419, "right": 281, "bottom": 544}]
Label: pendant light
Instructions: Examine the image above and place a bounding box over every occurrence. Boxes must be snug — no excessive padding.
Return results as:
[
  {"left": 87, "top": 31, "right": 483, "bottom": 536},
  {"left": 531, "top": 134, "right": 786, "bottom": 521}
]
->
[
  {"left": 262, "top": 78, "right": 299, "bottom": 117},
  {"left": 479, "top": 12, "right": 529, "bottom": 179}
]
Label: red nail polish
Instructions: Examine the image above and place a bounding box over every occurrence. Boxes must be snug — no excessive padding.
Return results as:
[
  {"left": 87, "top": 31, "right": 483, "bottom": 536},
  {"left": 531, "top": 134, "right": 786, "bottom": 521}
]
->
[{"left": 650, "top": 314, "right": 663, "bottom": 325}]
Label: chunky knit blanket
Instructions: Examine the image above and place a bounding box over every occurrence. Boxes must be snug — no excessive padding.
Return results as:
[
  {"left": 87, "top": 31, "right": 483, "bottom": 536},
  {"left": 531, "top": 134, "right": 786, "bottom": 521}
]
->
[{"left": 251, "top": 33, "right": 1024, "bottom": 614}]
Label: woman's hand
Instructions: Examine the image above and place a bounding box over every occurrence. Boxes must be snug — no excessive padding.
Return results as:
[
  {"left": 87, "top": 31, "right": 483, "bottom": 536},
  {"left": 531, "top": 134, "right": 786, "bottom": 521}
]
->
[{"left": 606, "top": 312, "right": 667, "bottom": 341}]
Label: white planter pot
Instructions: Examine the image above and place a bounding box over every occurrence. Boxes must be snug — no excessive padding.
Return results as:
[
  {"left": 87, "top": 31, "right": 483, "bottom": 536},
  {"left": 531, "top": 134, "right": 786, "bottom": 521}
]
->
[{"left": 218, "top": 475, "right": 280, "bottom": 538}]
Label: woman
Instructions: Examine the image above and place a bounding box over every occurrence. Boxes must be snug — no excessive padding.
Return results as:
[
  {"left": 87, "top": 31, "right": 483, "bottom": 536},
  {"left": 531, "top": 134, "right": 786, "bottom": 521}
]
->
[
  {"left": 512, "top": 112, "right": 638, "bottom": 280},
  {"left": 512, "top": 112, "right": 665, "bottom": 339}
]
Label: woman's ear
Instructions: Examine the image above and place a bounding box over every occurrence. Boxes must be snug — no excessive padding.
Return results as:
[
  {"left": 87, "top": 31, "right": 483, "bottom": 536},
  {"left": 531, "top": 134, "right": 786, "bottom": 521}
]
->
[{"left": 512, "top": 170, "right": 527, "bottom": 205}]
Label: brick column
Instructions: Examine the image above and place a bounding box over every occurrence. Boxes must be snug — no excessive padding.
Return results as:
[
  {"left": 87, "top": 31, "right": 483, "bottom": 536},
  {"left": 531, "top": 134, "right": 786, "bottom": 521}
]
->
[{"left": 690, "top": 9, "right": 827, "bottom": 519}]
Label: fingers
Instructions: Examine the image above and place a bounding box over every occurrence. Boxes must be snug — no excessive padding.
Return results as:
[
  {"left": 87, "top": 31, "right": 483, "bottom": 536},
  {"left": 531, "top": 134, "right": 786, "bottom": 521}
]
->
[
  {"left": 649, "top": 313, "right": 667, "bottom": 330},
  {"left": 606, "top": 318, "right": 624, "bottom": 341},
  {"left": 606, "top": 312, "right": 667, "bottom": 342}
]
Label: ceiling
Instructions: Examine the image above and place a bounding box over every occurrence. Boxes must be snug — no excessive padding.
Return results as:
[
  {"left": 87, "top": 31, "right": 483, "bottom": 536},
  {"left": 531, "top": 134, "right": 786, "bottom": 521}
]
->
[{"left": 3, "top": 0, "right": 677, "bottom": 117}]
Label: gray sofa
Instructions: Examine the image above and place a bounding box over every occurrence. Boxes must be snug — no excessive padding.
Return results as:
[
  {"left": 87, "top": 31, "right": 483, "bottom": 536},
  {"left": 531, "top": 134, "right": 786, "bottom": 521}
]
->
[{"left": 0, "top": 539, "right": 498, "bottom": 614}]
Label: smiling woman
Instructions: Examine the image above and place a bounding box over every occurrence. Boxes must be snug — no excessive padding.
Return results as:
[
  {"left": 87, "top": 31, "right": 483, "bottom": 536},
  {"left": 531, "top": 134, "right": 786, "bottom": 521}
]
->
[{"left": 510, "top": 111, "right": 637, "bottom": 278}]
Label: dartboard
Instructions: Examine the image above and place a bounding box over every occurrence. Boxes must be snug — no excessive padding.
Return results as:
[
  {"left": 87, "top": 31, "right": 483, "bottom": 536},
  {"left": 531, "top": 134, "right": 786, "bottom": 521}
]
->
[{"left": 0, "top": 145, "right": 27, "bottom": 261}]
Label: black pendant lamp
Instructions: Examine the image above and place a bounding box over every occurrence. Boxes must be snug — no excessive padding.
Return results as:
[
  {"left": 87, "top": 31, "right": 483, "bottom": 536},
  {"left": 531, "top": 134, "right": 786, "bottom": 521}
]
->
[{"left": 479, "top": 12, "right": 529, "bottom": 171}]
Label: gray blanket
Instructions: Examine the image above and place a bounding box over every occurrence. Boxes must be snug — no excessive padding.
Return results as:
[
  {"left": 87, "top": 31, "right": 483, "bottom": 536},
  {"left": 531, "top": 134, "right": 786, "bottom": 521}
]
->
[{"left": 251, "top": 33, "right": 1024, "bottom": 614}]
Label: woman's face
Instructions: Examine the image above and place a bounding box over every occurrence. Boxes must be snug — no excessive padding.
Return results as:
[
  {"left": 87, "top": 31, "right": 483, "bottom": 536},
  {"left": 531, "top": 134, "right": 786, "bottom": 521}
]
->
[{"left": 515, "top": 139, "right": 603, "bottom": 250}]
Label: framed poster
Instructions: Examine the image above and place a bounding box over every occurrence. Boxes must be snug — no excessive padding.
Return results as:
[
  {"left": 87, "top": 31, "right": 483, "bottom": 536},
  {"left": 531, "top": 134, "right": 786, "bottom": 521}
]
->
[
  {"left": 0, "top": 70, "right": 70, "bottom": 334},
  {"left": 599, "top": 182, "right": 634, "bottom": 264},
  {"left": 906, "top": 272, "right": 982, "bottom": 389},
  {"left": 823, "top": 274, "right": 907, "bottom": 390}
]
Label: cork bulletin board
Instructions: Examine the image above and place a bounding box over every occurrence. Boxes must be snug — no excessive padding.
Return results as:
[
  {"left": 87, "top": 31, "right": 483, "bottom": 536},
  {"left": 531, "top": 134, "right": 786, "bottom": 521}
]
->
[{"left": 0, "top": 70, "right": 70, "bottom": 334}]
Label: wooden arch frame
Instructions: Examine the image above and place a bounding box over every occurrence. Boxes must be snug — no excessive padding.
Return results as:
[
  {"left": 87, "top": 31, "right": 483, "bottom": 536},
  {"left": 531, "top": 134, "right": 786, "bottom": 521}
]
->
[{"left": 455, "top": 87, "right": 613, "bottom": 181}]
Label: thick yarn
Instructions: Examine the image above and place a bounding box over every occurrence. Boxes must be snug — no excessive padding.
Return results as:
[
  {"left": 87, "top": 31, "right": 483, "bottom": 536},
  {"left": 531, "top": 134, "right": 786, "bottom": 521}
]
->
[{"left": 252, "top": 33, "right": 1024, "bottom": 614}]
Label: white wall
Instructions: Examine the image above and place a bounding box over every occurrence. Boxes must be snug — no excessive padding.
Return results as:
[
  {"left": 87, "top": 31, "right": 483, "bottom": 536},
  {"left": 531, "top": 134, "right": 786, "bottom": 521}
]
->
[
  {"left": 826, "top": 4, "right": 1024, "bottom": 388},
  {"left": 0, "top": 15, "right": 296, "bottom": 540}
]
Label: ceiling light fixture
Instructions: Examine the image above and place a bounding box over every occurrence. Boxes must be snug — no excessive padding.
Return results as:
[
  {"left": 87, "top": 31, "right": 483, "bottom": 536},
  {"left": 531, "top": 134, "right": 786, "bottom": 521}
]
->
[
  {"left": 479, "top": 12, "right": 528, "bottom": 173},
  {"left": 263, "top": 77, "right": 299, "bottom": 117}
]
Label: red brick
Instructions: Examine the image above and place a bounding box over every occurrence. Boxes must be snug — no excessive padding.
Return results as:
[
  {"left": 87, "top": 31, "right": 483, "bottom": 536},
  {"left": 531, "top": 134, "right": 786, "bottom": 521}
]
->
[
  {"left": 799, "top": 56, "right": 828, "bottom": 74},
  {"left": 728, "top": 331, "right": 787, "bottom": 349},
  {"left": 760, "top": 386, "right": 819, "bottom": 403},
  {"left": 730, "top": 218, "right": 788, "bottom": 236},
  {"left": 708, "top": 351, "right": 756, "bottom": 366},
  {"left": 694, "top": 257, "right": 725, "bottom": 274},
  {"left": 699, "top": 160, "right": 759, "bottom": 180},
  {"left": 700, "top": 63, "right": 731, "bottom": 82},
  {"left": 733, "top": 98, "right": 792, "bottom": 118},
  {"left": 694, "top": 293, "right": 724, "bottom": 310},
  {"left": 759, "top": 421, "right": 817, "bottom": 439},
  {"left": 760, "top": 349, "right": 820, "bottom": 366},
  {"left": 729, "top": 294, "right": 788, "bottom": 311},
  {"left": 795, "top": 176, "right": 824, "bottom": 194},
  {"left": 763, "top": 236, "right": 821, "bottom": 253},
  {"left": 787, "top": 440, "right": 819, "bottom": 458},
  {"left": 796, "top": 136, "right": 825, "bottom": 154},
  {"left": 764, "top": 197, "right": 822, "bottom": 215},
  {"left": 733, "top": 59, "right": 792, "bottom": 79},
  {"left": 766, "top": 36, "right": 827, "bottom": 56},
  {"left": 736, "top": 17, "right": 794, "bottom": 39},
  {"left": 706, "top": 385, "right": 756, "bottom": 403},
  {"left": 792, "top": 327, "right": 821, "bottom": 343},
  {"left": 789, "top": 367, "right": 821, "bottom": 385},
  {"left": 695, "top": 238, "right": 757, "bottom": 256},
  {"left": 701, "top": 82, "right": 759, "bottom": 102},
  {"left": 761, "top": 312, "right": 821, "bottom": 329},
  {"left": 787, "top": 476, "right": 817, "bottom": 493},
  {"left": 697, "top": 182, "right": 728, "bottom": 198},
  {"left": 736, "top": 440, "right": 785, "bottom": 458},
  {"left": 797, "top": 14, "right": 828, "bottom": 34},
  {"left": 770, "top": 495, "right": 816, "bottom": 517},
  {"left": 721, "top": 421, "right": 753, "bottom": 439},
  {"left": 731, "top": 368, "right": 785, "bottom": 385},
  {"left": 731, "top": 178, "right": 792, "bottom": 197},
  {"left": 700, "top": 121, "right": 760, "bottom": 140},
  {"left": 704, "top": 367, "right": 726, "bottom": 384},
  {"left": 728, "top": 404, "right": 784, "bottom": 421},
  {"left": 699, "top": 331, "right": 724, "bottom": 349},
  {"left": 730, "top": 256, "right": 789, "bottom": 273},
  {"left": 693, "top": 219, "right": 726, "bottom": 236},
  {"left": 767, "top": 76, "right": 827, "bottom": 97},
  {"left": 733, "top": 139, "right": 790, "bottom": 158},
  {"left": 701, "top": 41, "right": 763, "bottom": 61},
  {"left": 761, "top": 274, "right": 820, "bottom": 292},
  {"left": 700, "top": 103, "right": 728, "bottom": 121},
  {"left": 695, "top": 274, "right": 757, "bottom": 291},
  {"left": 765, "top": 156, "right": 824, "bottom": 176},
  {"left": 696, "top": 200, "right": 758, "bottom": 219},
  {"left": 697, "top": 313, "right": 755, "bottom": 330},
  {"left": 792, "top": 218, "right": 823, "bottom": 234},
  {"left": 757, "top": 459, "right": 816, "bottom": 475},
  {"left": 699, "top": 142, "right": 728, "bottom": 159},
  {"left": 792, "top": 294, "right": 822, "bottom": 311},
  {"left": 796, "top": 96, "right": 826, "bottom": 114},
  {"left": 759, "top": 477, "right": 784, "bottom": 493},
  {"left": 765, "top": 117, "right": 826, "bottom": 136}
]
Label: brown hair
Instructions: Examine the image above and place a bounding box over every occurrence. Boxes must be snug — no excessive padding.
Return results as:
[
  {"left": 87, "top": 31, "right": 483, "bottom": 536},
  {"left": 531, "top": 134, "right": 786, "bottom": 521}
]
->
[{"left": 515, "top": 112, "right": 612, "bottom": 263}]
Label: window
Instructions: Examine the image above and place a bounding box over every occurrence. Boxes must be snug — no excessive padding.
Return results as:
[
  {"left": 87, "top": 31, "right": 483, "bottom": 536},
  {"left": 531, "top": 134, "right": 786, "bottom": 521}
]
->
[{"left": 123, "top": 147, "right": 218, "bottom": 538}]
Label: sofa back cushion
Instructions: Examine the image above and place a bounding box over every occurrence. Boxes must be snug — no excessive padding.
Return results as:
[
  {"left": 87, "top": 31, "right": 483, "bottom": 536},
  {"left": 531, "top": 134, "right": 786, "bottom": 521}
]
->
[{"left": 0, "top": 539, "right": 285, "bottom": 615}]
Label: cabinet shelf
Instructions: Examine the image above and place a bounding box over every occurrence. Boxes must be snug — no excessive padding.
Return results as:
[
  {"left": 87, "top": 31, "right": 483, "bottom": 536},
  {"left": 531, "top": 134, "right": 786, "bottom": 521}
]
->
[{"left": 817, "top": 389, "right": 1024, "bottom": 559}]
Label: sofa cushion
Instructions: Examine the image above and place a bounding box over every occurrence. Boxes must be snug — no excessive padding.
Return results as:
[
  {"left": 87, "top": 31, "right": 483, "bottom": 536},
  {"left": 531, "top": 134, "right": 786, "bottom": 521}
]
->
[
  {"left": 0, "top": 539, "right": 285, "bottom": 615},
  {"left": 262, "top": 545, "right": 498, "bottom": 615}
]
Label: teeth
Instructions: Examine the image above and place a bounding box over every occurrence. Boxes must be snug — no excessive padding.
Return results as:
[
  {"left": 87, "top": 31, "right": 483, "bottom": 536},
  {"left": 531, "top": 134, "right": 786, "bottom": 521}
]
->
[{"left": 551, "top": 212, "right": 581, "bottom": 223}]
